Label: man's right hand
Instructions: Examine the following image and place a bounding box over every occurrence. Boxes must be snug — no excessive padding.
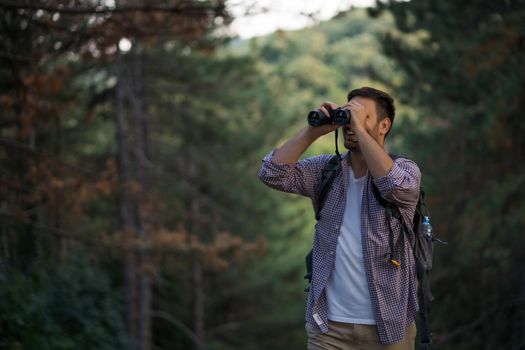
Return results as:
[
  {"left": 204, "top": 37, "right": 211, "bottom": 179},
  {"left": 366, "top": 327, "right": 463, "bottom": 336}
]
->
[
  {"left": 306, "top": 101, "right": 342, "bottom": 138},
  {"left": 273, "top": 101, "right": 342, "bottom": 164}
]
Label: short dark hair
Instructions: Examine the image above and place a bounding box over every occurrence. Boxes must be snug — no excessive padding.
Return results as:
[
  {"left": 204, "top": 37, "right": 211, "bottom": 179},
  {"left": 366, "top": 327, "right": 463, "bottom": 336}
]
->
[{"left": 347, "top": 87, "right": 395, "bottom": 137}]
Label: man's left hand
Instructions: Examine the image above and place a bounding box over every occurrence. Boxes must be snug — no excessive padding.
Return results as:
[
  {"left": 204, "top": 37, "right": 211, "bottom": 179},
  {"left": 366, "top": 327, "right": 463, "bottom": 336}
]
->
[{"left": 345, "top": 99, "right": 367, "bottom": 132}]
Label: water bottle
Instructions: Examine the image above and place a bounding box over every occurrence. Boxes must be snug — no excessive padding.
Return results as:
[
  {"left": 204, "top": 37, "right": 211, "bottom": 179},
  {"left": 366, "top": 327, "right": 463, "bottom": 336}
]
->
[{"left": 421, "top": 215, "right": 433, "bottom": 238}]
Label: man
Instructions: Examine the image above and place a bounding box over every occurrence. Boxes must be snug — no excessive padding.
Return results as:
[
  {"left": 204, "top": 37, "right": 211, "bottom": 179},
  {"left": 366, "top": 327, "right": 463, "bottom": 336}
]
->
[{"left": 258, "top": 87, "right": 420, "bottom": 349}]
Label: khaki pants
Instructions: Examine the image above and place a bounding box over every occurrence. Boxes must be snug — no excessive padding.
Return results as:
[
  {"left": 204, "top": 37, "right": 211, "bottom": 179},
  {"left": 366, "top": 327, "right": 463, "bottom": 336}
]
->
[{"left": 305, "top": 320, "right": 416, "bottom": 350}]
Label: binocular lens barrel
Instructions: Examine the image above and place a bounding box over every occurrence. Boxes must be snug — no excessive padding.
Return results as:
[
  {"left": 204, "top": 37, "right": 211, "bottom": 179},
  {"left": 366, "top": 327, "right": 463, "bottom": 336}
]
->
[
  {"left": 307, "top": 109, "right": 326, "bottom": 126},
  {"left": 334, "top": 109, "right": 351, "bottom": 125}
]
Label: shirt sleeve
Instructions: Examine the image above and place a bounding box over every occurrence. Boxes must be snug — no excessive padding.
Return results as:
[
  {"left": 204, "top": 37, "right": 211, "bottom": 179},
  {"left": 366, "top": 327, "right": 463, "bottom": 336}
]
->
[
  {"left": 258, "top": 149, "right": 332, "bottom": 198},
  {"left": 372, "top": 157, "right": 421, "bottom": 208}
]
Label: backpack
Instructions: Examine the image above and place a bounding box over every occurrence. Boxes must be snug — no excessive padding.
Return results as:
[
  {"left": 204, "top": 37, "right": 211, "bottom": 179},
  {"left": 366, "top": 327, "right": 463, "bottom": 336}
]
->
[{"left": 303, "top": 155, "right": 446, "bottom": 349}]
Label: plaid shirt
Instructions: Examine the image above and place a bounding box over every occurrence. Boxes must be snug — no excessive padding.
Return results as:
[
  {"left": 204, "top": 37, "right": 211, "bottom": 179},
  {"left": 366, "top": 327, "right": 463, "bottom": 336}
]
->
[{"left": 258, "top": 149, "right": 420, "bottom": 345}]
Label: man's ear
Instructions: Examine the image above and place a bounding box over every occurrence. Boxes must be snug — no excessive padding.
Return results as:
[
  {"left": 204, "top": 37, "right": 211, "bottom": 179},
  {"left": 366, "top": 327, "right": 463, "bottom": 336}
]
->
[{"left": 380, "top": 117, "right": 392, "bottom": 136}]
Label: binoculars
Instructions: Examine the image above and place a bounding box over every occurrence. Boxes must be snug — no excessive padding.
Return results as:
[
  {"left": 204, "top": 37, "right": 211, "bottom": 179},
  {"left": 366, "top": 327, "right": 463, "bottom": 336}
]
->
[{"left": 307, "top": 108, "right": 351, "bottom": 127}]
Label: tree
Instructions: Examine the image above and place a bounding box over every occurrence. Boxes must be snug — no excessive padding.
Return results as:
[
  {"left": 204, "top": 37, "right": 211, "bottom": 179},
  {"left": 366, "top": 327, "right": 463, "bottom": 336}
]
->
[{"left": 1, "top": 1, "right": 231, "bottom": 349}]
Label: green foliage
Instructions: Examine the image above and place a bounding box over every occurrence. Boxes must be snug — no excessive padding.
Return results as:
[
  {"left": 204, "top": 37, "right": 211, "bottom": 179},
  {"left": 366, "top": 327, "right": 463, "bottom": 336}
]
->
[
  {"left": 144, "top": 43, "right": 314, "bottom": 349},
  {"left": 243, "top": 8, "right": 408, "bottom": 159},
  {"left": 0, "top": 257, "right": 128, "bottom": 350}
]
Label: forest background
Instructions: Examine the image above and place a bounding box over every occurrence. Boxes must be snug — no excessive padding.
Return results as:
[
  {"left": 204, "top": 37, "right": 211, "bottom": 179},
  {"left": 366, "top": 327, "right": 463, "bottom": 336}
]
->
[{"left": 1, "top": 0, "right": 524, "bottom": 349}]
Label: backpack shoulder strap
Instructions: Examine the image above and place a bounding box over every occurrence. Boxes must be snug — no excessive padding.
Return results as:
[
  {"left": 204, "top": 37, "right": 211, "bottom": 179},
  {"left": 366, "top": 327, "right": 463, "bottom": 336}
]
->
[
  {"left": 305, "top": 155, "right": 341, "bottom": 291},
  {"left": 314, "top": 155, "right": 341, "bottom": 221},
  {"left": 370, "top": 153, "right": 405, "bottom": 218}
]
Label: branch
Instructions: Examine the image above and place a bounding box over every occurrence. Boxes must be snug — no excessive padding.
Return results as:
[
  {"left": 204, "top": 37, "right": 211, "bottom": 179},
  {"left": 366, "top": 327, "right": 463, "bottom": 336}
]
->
[{"left": 0, "top": 1, "right": 223, "bottom": 16}]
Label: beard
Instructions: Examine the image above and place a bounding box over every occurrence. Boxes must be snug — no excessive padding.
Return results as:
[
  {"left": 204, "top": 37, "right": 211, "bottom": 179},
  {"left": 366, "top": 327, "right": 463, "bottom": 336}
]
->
[
  {"left": 343, "top": 126, "right": 381, "bottom": 151},
  {"left": 344, "top": 136, "right": 360, "bottom": 151}
]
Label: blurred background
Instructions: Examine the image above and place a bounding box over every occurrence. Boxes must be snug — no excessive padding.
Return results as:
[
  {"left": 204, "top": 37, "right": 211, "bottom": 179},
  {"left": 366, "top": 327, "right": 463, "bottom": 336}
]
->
[{"left": 1, "top": 0, "right": 524, "bottom": 349}]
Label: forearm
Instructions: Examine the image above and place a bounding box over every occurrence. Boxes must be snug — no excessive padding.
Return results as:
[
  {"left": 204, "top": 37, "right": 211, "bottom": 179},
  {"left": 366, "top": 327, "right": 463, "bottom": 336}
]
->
[
  {"left": 273, "top": 126, "right": 320, "bottom": 164},
  {"left": 354, "top": 127, "right": 393, "bottom": 178}
]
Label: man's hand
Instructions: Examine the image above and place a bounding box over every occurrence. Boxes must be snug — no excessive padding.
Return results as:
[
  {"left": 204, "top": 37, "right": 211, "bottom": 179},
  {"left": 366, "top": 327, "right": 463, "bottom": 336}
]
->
[
  {"left": 306, "top": 101, "right": 341, "bottom": 138},
  {"left": 343, "top": 98, "right": 394, "bottom": 178},
  {"left": 345, "top": 99, "right": 368, "bottom": 132},
  {"left": 273, "top": 101, "right": 342, "bottom": 164}
]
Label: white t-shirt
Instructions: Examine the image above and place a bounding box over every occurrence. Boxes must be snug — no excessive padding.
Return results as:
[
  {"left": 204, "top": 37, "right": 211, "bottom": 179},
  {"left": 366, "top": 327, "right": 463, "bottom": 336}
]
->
[{"left": 325, "top": 167, "right": 376, "bottom": 325}]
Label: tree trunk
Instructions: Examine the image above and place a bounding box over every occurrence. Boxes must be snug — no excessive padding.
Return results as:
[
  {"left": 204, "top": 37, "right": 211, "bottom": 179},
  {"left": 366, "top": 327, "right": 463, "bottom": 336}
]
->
[
  {"left": 116, "top": 49, "right": 138, "bottom": 348},
  {"left": 191, "top": 257, "right": 205, "bottom": 350},
  {"left": 130, "top": 45, "right": 152, "bottom": 350},
  {"left": 53, "top": 117, "right": 67, "bottom": 264},
  {"left": 188, "top": 158, "right": 205, "bottom": 350}
]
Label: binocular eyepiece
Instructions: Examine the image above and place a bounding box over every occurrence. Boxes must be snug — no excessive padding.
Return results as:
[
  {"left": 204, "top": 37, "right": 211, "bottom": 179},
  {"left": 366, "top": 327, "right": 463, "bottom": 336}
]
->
[{"left": 307, "top": 108, "right": 351, "bottom": 127}]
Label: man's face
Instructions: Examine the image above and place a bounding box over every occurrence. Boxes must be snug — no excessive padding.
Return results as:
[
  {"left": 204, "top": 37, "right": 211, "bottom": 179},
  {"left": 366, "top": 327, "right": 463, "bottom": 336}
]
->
[{"left": 343, "top": 96, "right": 385, "bottom": 151}]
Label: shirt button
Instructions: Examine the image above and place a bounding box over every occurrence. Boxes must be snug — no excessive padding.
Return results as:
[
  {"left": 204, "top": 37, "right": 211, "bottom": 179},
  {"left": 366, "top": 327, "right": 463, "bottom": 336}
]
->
[
  {"left": 330, "top": 251, "right": 334, "bottom": 256},
  {"left": 335, "top": 225, "right": 340, "bottom": 230},
  {"left": 324, "top": 277, "right": 328, "bottom": 281}
]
